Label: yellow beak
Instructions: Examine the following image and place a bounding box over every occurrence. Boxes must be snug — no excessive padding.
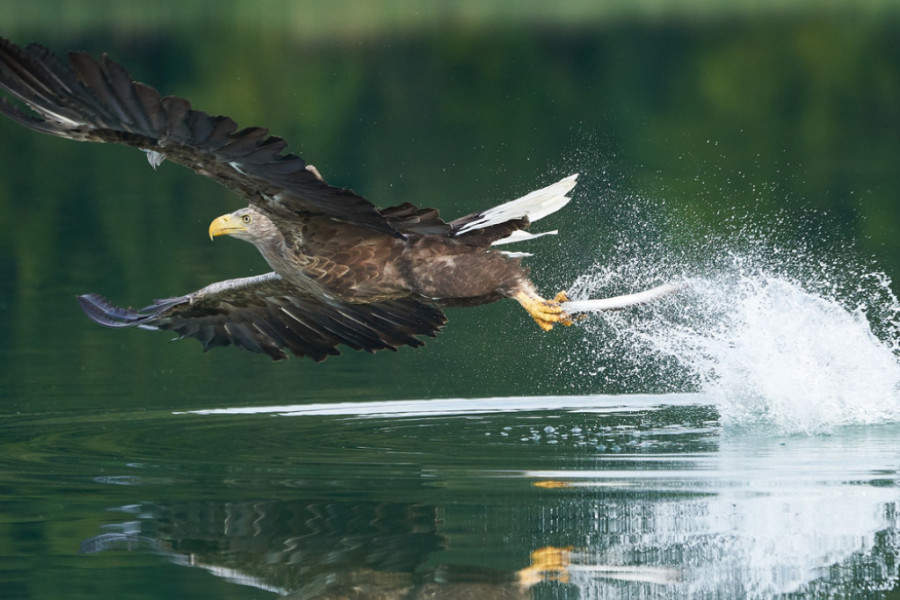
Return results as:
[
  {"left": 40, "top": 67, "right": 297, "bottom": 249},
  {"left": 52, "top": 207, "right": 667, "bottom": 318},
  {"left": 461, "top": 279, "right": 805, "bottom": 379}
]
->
[{"left": 208, "top": 214, "right": 247, "bottom": 240}]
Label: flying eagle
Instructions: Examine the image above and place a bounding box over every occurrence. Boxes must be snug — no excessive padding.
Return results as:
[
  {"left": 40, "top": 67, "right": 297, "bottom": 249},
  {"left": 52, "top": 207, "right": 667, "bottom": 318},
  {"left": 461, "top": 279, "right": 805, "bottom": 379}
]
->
[{"left": 0, "top": 38, "right": 679, "bottom": 361}]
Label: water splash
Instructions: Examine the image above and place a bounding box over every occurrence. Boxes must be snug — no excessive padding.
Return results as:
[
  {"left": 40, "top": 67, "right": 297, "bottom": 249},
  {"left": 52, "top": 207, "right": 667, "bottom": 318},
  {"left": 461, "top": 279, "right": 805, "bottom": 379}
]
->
[{"left": 567, "top": 204, "right": 900, "bottom": 433}]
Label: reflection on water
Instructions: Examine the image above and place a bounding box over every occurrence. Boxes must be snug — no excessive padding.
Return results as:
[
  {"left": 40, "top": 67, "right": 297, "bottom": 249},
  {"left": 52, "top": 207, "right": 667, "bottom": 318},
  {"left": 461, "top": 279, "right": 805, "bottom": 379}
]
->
[
  {"left": 7, "top": 396, "right": 891, "bottom": 599},
  {"left": 84, "top": 500, "right": 446, "bottom": 597}
]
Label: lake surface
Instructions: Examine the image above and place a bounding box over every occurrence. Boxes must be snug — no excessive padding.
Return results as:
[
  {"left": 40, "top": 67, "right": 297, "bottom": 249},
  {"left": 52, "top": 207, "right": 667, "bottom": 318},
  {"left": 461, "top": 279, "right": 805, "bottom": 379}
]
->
[
  {"left": 3, "top": 2, "right": 900, "bottom": 599},
  {"left": 2, "top": 394, "right": 899, "bottom": 599}
]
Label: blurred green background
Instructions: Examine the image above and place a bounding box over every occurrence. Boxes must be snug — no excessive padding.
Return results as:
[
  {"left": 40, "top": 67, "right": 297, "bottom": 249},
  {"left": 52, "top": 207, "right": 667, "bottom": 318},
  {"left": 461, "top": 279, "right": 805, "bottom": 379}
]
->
[{"left": 1, "top": 0, "right": 899, "bottom": 409}]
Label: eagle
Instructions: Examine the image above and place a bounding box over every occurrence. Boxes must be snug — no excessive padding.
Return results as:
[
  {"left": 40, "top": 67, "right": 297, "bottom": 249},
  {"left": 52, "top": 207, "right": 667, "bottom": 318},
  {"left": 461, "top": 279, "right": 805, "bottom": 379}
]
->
[{"left": 0, "top": 38, "right": 679, "bottom": 361}]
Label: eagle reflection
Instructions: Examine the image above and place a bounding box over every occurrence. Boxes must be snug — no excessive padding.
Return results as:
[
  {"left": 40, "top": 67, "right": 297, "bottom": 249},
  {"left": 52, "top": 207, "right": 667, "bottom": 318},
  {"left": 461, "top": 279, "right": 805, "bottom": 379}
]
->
[{"left": 82, "top": 499, "right": 538, "bottom": 599}]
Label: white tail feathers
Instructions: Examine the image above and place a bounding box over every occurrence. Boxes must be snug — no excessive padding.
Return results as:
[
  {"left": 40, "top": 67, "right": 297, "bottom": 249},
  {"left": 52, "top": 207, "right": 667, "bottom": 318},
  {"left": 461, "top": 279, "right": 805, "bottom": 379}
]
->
[
  {"left": 491, "top": 229, "right": 558, "bottom": 246},
  {"left": 455, "top": 174, "right": 578, "bottom": 239}
]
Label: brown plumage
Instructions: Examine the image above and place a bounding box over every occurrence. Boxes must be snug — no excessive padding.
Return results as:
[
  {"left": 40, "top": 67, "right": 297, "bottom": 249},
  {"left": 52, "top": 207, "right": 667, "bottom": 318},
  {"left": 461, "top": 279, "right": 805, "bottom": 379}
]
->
[{"left": 0, "top": 38, "right": 579, "bottom": 361}]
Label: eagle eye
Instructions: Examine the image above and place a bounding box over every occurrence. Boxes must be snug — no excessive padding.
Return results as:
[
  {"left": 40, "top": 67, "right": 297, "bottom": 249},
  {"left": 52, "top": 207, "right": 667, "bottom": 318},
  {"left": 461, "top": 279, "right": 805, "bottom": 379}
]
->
[{"left": 241, "top": 214, "right": 252, "bottom": 224}]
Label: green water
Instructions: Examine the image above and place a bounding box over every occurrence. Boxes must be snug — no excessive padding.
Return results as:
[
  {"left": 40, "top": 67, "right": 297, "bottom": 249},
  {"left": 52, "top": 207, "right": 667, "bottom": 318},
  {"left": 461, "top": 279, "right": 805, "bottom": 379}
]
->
[{"left": 2, "top": 2, "right": 900, "bottom": 598}]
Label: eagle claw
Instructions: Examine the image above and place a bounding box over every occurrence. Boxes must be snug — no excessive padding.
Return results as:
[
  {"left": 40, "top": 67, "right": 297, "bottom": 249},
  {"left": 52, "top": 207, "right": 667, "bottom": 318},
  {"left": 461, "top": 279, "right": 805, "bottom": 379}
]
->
[{"left": 515, "top": 290, "right": 575, "bottom": 331}]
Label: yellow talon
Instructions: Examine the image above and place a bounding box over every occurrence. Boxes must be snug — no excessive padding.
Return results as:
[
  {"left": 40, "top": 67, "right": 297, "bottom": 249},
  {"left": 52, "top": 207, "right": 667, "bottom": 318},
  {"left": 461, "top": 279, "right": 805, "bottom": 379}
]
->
[
  {"left": 517, "top": 545, "right": 573, "bottom": 587},
  {"left": 514, "top": 290, "right": 574, "bottom": 331}
]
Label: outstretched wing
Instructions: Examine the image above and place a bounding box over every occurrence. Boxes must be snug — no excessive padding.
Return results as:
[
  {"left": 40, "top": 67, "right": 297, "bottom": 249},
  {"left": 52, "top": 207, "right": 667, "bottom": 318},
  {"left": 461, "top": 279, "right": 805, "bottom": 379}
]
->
[
  {"left": 77, "top": 273, "right": 447, "bottom": 361},
  {"left": 0, "top": 38, "right": 398, "bottom": 235}
]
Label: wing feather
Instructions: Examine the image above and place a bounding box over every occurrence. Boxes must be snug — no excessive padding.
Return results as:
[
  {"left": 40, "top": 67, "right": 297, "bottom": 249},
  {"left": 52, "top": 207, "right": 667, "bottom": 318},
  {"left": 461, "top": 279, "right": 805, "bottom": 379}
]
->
[
  {"left": 77, "top": 273, "right": 446, "bottom": 361},
  {"left": 0, "top": 37, "right": 398, "bottom": 235}
]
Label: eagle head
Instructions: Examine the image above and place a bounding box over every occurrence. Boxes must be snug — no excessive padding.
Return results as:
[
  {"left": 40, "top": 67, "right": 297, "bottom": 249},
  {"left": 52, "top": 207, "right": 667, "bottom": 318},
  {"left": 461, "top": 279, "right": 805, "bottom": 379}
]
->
[{"left": 208, "top": 207, "right": 277, "bottom": 244}]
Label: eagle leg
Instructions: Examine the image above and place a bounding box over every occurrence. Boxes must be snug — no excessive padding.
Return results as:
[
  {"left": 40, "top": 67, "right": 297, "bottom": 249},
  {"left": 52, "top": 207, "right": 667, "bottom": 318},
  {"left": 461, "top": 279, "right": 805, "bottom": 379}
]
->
[{"left": 514, "top": 290, "right": 574, "bottom": 331}]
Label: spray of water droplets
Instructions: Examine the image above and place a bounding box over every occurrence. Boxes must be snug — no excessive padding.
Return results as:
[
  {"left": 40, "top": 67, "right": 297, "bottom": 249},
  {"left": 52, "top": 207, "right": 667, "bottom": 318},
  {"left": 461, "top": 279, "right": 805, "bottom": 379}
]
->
[{"left": 562, "top": 194, "right": 900, "bottom": 433}]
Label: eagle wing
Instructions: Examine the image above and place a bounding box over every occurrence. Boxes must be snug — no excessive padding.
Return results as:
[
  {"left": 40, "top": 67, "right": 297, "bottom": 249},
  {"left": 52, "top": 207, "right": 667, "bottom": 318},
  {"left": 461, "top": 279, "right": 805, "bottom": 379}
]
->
[
  {"left": 77, "top": 273, "right": 447, "bottom": 361},
  {"left": 0, "top": 38, "right": 398, "bottom": 235}
]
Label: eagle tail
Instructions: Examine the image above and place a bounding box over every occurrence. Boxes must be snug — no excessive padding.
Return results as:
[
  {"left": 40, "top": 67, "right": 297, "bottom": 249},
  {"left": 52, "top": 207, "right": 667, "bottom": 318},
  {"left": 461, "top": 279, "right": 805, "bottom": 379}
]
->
[{"left": 451, "top": 174, "right": 578, "bottom": 241}]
